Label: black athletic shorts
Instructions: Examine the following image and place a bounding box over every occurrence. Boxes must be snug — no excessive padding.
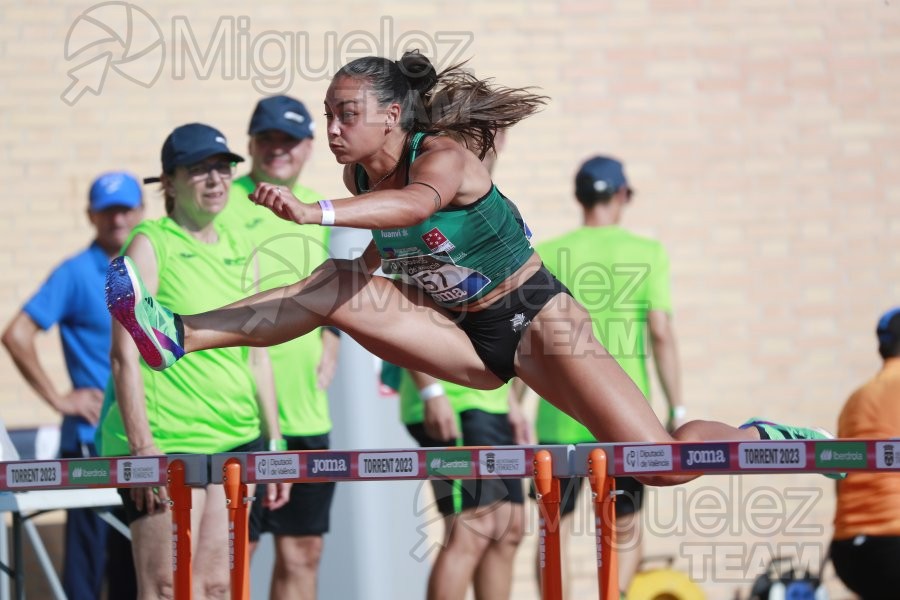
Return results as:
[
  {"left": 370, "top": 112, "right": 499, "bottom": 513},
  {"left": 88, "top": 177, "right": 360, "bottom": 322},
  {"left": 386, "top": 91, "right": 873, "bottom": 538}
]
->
[
  {"left": 407, "top": 409, "right": 524, "bottom": 516},
  {"left": 456, "top": 265, "right": 570, "bottom": 382},
  {"left": 529, "top": 473, "right": 644, "bottom": 518},
  {"left": 830, "top": 535, "right": 900, "bottom": 599},
  {"left": 116, "top": 437, "right": 265, "bottom": 525},
  {"left": 249, "top": 433, "right": 335, "bottom": 541}
]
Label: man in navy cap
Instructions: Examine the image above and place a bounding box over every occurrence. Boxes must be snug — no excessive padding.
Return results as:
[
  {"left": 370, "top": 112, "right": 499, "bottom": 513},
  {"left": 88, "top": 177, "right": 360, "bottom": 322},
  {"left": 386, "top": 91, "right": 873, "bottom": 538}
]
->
[
  {"left": 219, "top": 96, "right": 338, "bottom": 600},
  {"left": 2, "top": 171, "right": 144, "bottom": 600},
  {"left": 529, "top": 155, "right": 685, "bottom": 597},
  {"left": 830, "top": 307, "right": 900, "bottom": 599}
]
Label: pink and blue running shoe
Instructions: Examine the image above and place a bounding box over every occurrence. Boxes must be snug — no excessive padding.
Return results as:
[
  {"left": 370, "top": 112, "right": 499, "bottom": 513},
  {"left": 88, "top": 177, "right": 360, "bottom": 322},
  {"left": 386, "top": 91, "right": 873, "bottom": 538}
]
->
[{"left": 106, "top": 256, "right": 185, "bottom": 371}]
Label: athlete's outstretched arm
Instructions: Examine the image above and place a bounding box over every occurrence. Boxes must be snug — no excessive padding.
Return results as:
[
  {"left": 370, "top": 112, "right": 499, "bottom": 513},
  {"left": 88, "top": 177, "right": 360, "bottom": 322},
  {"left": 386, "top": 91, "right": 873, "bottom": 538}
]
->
[{"left": 247, "top": 137, "right": 492, "bottom": 230}]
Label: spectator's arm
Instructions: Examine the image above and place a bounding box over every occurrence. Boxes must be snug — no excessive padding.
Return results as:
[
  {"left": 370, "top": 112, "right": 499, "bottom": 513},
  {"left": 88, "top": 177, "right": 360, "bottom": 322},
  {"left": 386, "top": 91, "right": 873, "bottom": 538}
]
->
[
  {"left": 648, "top": 309, "right": 685, "bottom": 432},
  {"left": 506, "top": 378, "right": 534, "bottom": 445},
  {"left": 409, "top": 370, "right": 459, "bottom": 442},
  {"left": 316, "top": 329, "right": 340, "bottom": 389},
  {"left": 249, "top": 346, "right": 279, "bottom": 441},
  {"left": 2, "top": 313, "right": 104, "bottom": 423},
  {"left": 3, "top": 313, "right": 79, "bottom": 415}
]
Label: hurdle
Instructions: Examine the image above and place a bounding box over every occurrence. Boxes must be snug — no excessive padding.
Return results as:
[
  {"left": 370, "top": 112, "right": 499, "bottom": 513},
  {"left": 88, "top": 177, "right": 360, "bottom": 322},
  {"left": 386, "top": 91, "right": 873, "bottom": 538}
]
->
[
  {"left": 534, "top": 449, "right": 562, "bottom": 600},
  {"left": 4, "top": 438, "right": 891, "bottom": 599},
  {"left": 210, "top": 445, "right": 572, "bottom": 600},
  {"left": 574, "top": 438, "right": 888, "bottom": 598},
  {"left": 0, "top": 454, "right": 207, "bottom": 600}
]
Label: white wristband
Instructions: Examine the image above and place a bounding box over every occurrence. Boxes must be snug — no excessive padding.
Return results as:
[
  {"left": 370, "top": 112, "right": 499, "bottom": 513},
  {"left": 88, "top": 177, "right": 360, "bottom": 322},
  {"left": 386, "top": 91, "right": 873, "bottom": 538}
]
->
[
  {"left": 419, "top": 383, "right": 446, "bottom": 401},
  {"left": 669, "top": 405, "right": 687, "bottom": 420},
  {"left": 318, "top": 200, "right": 335, "bottom": 226}
]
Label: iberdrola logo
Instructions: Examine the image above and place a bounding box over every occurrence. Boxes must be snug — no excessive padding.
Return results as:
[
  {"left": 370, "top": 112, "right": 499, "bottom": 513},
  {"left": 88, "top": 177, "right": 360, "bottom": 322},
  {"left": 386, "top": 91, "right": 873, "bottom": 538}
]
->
[{"left": 815, "top": 442, "right": 866, "bottom": 469}]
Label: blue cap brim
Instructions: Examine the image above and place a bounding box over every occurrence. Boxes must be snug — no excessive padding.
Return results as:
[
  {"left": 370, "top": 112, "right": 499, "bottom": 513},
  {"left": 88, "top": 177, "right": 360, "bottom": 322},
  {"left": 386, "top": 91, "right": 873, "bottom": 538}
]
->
[{"left": 90, "top": 198, "right": 142, "bottom": 212}]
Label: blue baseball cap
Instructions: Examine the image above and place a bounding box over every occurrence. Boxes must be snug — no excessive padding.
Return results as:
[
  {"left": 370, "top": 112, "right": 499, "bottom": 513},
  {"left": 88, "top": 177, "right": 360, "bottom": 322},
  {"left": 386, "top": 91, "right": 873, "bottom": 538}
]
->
[
  {"left": 160, "top": 123, "right": 244, "bottom": 174},
  {"left": 877, "top": 307, "right": 900, "bottom": 357},
  {"left": 89, "top": 171, "right": 143, "bottom": 212},
  {"left": 575, "top": 156, "right": 633, "bottom": 202},
  {"left": 248, "top": 95, "right": 315, "bottom": 139}
]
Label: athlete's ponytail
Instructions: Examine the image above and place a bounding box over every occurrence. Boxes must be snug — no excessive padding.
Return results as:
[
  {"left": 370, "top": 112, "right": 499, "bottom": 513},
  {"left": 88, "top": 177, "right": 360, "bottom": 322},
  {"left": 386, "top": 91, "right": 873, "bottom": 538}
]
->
[{"left": 335, "top": 50, "right": 548, "bottom": 158}]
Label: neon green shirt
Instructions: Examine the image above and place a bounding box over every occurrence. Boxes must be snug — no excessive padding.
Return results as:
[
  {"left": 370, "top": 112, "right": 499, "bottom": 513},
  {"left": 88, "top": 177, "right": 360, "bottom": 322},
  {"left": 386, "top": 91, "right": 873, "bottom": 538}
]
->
[
  {"left": 98, "top": 218, "right": 260, "bottom": 455},
  {"left": 218, "top": 175, "right": 332, "bottom": 436},
  {"left": 535, "top": 226, "right": 672, "bottom": 443},
  {"left": 398, "top": 371, "right": 509, "bottom": 426}
]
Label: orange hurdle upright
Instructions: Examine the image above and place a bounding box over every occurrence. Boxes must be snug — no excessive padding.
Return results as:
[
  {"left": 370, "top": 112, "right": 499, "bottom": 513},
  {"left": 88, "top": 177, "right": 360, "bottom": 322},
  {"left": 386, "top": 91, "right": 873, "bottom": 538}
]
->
[
  {"left": 168, "top": 459, "right": 193, "bottom": 600},
  {"left": 534, "top": 449, "right": 563, "bottom": 600},
  {"left": 588, "top": 448, "right": 618, "bottom": 600},
  {"left": 224, "top": 458, "right": 251, "bottom": 600}
]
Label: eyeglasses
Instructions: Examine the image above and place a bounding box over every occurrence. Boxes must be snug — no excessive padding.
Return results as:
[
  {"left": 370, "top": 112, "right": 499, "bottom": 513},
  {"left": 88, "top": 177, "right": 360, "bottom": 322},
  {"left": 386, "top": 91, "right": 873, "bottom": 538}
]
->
[{"left": 185, "top": 161, "right": 236, "bottom": 181}]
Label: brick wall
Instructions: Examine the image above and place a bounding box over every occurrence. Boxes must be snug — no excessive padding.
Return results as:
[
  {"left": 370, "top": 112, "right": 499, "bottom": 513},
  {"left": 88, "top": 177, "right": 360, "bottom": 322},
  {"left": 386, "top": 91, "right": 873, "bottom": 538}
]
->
[{"left": 2, "top": 1, "right": 897, "bottom": 597}]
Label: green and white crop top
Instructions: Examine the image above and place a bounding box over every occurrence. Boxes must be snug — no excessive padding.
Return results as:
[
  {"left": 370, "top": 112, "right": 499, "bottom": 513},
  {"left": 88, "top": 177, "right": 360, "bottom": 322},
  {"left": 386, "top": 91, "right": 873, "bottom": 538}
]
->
[{"left": 359, "top": 133, "right": 534, "bottom": 306}]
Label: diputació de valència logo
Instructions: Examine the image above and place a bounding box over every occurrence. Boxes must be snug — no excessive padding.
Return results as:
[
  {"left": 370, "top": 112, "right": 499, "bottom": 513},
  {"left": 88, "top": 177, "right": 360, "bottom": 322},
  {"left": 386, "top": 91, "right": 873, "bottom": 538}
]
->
[{"left": 61, "top": 1, "right": 164, "bottom": 105}]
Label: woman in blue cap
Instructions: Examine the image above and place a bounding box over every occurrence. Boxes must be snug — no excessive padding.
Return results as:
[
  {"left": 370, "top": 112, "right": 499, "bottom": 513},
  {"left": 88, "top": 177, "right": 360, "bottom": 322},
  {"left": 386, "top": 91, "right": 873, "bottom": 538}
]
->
[
  {"left": 98, "top": 123, "right": 289, "bottom": 598},
  {"left": 107, "top": 53, "right": 838, "bottom": 495}
]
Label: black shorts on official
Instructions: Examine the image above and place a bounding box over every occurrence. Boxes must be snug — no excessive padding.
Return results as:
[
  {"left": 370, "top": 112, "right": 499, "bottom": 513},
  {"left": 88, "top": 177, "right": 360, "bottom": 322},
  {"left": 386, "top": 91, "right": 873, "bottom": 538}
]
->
[
  {"left": 529, "top": 472, "right": 644, "bottom": 518},
  {"left": 117, "top": 437, "right": 265, "bottom": 525},
  {"left": 407, "top": 409, "right": 524, "bottom": 516},
  {"left": 249, "top": 433, "right": 335, "bottom": 542},
  {"left": 830, "top": 535, "right": 900, "bottom": 599},
  {"left": 456, "top": 265, "right": 571, "bottom": 382}
]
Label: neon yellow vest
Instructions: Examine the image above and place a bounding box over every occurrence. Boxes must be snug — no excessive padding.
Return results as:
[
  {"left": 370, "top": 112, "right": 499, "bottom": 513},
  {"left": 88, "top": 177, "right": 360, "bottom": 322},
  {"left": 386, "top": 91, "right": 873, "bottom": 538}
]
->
[
  {"left": 535, "top": 226, "right": 672, "bottom": 443},
  {"left": 219, "top": 175, "right": 333, "bottom": 436},
  {"left": 99, "top": 217, "right": 260, "bottom": 455}
]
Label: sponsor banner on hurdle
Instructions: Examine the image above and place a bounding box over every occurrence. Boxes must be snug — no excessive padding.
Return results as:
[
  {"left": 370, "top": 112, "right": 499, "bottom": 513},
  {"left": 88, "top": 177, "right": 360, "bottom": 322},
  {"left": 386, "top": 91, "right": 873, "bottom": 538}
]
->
[
  {"left": 1, "top": 456, "right": 169, "bottom": 490},
  {"left": 114, "top": 457, "right": 166, "bottom": 485},
  {"left": 253, "top": 453, "right": 302, "bottom": 480},
  {"left": 3, "top": 461, "right": 63, "bottom": 489},
  {"left": 358, "top": 451, "right": 420, "bottom": 478},
  {"left": 238, "top": 448, "right": 540, "bottom": 482},
  {"left": 68, "top": 459, "right": 113, "bottom": 486},
  {"left": 427, "top": 450, "right": 474, "bottom": 477},
  {"left": 815, "top": 441, "right": 867, "bottom": 470},
  {"left": 581, "top": 440, "right": 881, "bottom": 476},
  {"left": 306, "top": 452, "right": 352, "bottom": 478},
  {"left": 620, "top": 445, "right": 674, "bottom": 474},
  {"left": 478, "top": 448, "right": 530, "bottom": 477},
  {"left": 737, "top": 442, "right": 806, "bottom": 470},
  {"left": 679, "top": 443, "right": 732, "bottom": 471},
  {"left": 876, "top": 442, "right": 900, "bottom": 469}
]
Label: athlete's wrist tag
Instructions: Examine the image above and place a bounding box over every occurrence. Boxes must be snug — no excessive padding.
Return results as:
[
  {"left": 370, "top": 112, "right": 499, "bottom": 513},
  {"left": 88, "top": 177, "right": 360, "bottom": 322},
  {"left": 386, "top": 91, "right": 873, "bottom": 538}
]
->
[
  {"left": 419, "top": 383, "right": 446, "bottom": 402},
  {"left": 318, "top": 200, "right": 335, "bottom": 226},
  {"left": 268, "top": 438, "right": 288, "bottom": 452}
]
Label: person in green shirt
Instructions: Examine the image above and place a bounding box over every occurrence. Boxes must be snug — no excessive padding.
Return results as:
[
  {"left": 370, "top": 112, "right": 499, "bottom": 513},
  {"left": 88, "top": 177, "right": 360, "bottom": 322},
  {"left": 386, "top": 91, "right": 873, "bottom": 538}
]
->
[
  {"left": 218, "top": 95, "right": 340, "bottom": 600},
  {"left": 531, "top": 156, "right": 685, "bottom": 597},
  {"left": 99, "top": 123, "right": 289, "bottom": 598}
]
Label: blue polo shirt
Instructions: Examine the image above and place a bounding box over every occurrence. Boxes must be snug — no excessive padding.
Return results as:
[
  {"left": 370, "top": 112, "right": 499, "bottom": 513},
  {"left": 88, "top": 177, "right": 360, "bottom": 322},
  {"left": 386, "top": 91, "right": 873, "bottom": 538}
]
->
[{"left": 23, "top": 241, "right": 112, "bottom": 453}]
